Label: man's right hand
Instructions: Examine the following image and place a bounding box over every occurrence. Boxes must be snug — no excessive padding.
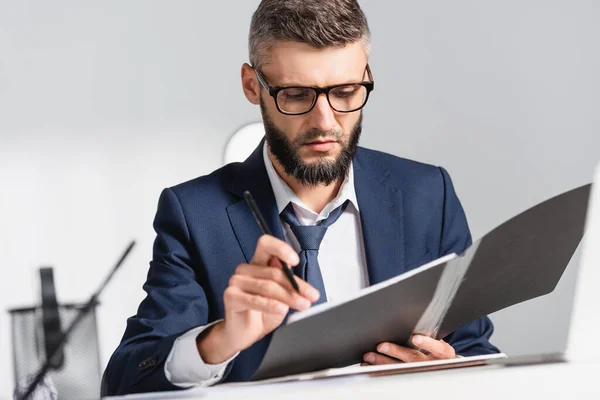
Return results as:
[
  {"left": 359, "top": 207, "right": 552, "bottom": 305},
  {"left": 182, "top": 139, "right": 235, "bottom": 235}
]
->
[{"left": 196, "top": 235, "right": 320, "bottom": 364}]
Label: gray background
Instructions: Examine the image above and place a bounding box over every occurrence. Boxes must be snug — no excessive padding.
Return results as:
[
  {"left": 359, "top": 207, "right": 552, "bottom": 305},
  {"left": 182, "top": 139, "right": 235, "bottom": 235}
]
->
[{"left": 0, "top": 0, "right": 598, "bottom": 396}]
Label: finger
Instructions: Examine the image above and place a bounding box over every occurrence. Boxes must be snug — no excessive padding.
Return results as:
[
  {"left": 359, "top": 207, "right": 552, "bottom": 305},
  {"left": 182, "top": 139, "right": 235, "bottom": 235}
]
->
[
  {"left": 229, "top": 274, "right": 311, "bottom": 311},
  {"left": 235, "top": 263, "right": 320, "bottom": 302},
  {"left": 223, "top": 286, "right": 288, "bottom": 314},
  {"left": 251, "top": 235, "right": 299, "bottom": 267},
  {"left": 363, "top": 352, "right": 400, "bottom": 365},
  {"left": 267, "top": 257, "right": 322, "bottom": 301},
  {"left": 376, "top": 342, "right": 429, "bottom": 363},
  {"left": 411, "top": 335, "right": 456, "bottom": 359}
]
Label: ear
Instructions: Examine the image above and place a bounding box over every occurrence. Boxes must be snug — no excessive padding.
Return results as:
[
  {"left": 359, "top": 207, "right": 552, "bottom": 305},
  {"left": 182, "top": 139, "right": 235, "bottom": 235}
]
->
[{"left": 241, "top": 63, "right": 260, "bottom": 105}]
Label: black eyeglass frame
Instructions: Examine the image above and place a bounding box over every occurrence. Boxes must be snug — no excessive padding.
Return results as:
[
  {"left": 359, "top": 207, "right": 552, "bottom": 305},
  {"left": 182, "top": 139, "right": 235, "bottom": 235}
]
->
[{"left": 253, "top": 64, "right": 374, "bottom": 116}]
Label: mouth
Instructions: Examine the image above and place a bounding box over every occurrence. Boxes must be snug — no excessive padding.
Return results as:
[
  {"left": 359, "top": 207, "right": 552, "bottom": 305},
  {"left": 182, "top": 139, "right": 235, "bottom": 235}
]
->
[{"left": 303, "top": 139, "right": 338, "bottom": 152}]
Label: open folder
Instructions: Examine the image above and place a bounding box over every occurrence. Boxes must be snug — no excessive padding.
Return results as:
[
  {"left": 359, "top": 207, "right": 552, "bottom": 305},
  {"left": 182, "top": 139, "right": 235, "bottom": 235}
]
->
[{"left": 251, "top": 184, "right": 591, "bottom": 381}]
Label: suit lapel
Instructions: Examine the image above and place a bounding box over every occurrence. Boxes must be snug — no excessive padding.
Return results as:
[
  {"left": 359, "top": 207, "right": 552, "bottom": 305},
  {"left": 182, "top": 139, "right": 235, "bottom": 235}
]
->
[
  {"left": 353, "top": 149, "right": 406, "bottom": 285},
  {"left": 226, "top": 139, "right": 284, "bottom": 263}
]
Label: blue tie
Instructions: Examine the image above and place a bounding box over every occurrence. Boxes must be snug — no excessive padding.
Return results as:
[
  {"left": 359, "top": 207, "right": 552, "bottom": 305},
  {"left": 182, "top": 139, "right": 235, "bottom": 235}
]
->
[{"left": 280, "top": 200, "right": 350, "bottom": 305}]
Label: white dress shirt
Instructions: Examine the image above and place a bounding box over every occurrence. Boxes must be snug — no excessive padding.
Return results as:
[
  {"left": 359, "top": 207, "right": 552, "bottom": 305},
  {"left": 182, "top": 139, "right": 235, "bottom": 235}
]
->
[{"left": 164, "top": 142, "right": 369, "bottom": 387}]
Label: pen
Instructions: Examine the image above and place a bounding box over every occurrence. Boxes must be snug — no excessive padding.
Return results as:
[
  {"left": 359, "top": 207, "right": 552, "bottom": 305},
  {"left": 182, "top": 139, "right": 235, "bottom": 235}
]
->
[{"left": 243, "top": 190, "right": 301, "bottom": 294}]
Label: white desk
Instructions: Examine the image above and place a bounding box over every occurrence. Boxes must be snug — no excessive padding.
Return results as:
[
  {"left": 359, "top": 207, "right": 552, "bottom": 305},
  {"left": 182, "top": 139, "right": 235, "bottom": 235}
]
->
[
  {"left": 108, "top": 359, "right": 600, "bottom": 400},
  {"left": 255, "top": 360, "right": 600, "bottom": 399}
]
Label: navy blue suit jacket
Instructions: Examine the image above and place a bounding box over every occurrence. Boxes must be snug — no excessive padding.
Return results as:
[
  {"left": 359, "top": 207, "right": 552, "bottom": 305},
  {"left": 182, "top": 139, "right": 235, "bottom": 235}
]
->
[{"left": 104, "top": 142, "right": 499, "bottom": 395}]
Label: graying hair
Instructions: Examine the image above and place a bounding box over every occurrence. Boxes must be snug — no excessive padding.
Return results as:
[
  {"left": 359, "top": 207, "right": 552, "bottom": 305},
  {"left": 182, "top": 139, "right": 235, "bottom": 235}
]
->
[{"left": 249, "top": 0, "right": 371, "bottom": 69}]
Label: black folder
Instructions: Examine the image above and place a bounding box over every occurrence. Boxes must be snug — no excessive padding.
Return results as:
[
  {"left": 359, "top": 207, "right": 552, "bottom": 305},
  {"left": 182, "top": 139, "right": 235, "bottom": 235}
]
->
[{"left": 251, "top": 184, "right": 591, "bottom": 381}]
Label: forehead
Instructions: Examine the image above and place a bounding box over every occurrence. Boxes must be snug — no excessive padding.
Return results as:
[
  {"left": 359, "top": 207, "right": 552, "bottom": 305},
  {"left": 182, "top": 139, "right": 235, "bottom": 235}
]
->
[{"left": 260, "top": 41, "right": 368, "bottom": 87}]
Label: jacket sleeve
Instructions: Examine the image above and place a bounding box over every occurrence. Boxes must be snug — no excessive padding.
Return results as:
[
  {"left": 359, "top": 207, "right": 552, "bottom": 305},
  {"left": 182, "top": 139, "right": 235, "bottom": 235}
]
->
[
  {"left": 103, "top": 188, "right": 234, "bottom": 396},
  {"left": 437, "top": 167, "right": 500, "bottom": 355}
]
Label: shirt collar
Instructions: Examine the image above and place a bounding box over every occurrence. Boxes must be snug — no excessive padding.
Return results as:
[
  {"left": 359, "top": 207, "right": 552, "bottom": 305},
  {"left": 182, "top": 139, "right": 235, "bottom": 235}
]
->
[{"left": 262, "top": 141, "right": 359, "bottom": 220}]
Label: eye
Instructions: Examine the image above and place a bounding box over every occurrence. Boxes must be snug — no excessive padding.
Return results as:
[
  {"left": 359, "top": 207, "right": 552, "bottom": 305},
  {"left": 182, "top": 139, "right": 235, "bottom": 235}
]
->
[
  {"left": 280, "top": 88, "right": 313, "bottom": 101},
  {"left": 330, "top": 85, "right": 360, "bottom": 99}
]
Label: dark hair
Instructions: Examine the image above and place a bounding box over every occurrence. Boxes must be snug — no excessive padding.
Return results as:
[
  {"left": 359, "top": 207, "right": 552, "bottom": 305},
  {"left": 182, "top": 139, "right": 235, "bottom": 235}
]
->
[{"left": 249, "top": 0, "right": 371, "bottom": 68}]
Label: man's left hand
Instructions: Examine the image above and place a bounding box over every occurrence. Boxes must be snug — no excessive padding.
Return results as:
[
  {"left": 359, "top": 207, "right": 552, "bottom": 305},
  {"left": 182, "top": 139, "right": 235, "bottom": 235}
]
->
[{"left": 363, "top": 335, "right": 456, "bottom": 365}]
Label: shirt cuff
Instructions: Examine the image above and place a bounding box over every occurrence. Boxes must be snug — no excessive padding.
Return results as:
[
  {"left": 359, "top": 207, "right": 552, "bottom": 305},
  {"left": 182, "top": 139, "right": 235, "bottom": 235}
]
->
[{"left": 164, "top": 320, "right": 239, "bottom": 387}]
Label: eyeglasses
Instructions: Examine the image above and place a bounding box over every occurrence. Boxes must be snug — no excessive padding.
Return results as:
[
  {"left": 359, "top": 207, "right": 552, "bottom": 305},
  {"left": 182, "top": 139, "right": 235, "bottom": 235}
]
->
[{"left": 254, "top": 65, "right": 374, "bottom": 116}]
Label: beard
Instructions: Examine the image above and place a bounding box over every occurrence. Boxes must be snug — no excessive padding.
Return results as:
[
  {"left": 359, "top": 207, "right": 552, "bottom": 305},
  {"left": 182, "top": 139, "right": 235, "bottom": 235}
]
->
[{"left": 260, "top": 97, "right": 362, "bottom": 187}]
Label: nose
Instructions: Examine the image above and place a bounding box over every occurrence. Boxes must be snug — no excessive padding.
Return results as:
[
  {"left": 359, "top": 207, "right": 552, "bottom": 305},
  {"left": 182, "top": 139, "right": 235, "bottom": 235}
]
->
[{"left": 307, "top": 94, "right": 337, "bottom": 132}]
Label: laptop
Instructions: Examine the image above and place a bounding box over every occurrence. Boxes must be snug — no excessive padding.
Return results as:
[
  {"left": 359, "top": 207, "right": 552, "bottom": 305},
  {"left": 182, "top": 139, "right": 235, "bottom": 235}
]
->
[
  {"left": 490, "top": 163, "right": 600, "bottom": 367},
  {"left": 562, "top": 164, "right": 600, "bottom": 363}
]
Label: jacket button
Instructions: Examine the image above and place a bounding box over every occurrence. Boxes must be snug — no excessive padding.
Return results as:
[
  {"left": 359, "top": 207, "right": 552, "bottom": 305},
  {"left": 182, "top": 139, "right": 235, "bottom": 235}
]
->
[{"left": 138, "top": 358, "right": 156, "bottom": 372}]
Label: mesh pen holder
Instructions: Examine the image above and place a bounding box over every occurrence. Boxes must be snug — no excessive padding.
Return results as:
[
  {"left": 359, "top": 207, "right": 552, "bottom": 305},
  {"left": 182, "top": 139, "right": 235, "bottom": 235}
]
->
[{"left": 9, "top": 303, "right": 101, "bottom": 400}]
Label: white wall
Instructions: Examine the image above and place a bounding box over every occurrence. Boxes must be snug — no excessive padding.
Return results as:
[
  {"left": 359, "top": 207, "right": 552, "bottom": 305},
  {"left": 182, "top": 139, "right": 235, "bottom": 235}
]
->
[{"left": 0, "top": 0, "right": 598, "bottom": 396}]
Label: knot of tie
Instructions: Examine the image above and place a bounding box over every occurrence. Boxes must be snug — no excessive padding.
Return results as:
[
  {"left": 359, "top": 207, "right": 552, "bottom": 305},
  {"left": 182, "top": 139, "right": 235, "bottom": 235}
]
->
[{"left": 280, "top": 200, "right": 350, "bottom": 251}]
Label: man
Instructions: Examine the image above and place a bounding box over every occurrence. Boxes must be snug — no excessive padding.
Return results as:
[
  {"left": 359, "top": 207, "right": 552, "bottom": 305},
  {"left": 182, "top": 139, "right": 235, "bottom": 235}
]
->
[{"left": 104, "top": 0, "right": 498, "bottom": 395}]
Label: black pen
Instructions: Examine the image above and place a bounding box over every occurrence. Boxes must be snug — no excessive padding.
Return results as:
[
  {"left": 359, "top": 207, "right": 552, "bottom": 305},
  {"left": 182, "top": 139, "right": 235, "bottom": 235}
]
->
[{"left": 243, "top": 190, "right": 301, "bottom": 294}]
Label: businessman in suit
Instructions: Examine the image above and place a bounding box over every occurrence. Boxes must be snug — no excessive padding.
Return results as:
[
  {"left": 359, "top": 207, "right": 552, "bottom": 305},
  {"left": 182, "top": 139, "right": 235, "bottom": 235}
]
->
[{"left": 104, "top": 0, "right": 498, "bottom": 395}]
